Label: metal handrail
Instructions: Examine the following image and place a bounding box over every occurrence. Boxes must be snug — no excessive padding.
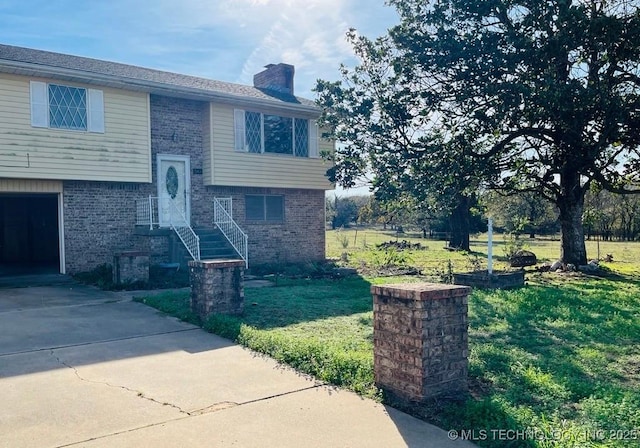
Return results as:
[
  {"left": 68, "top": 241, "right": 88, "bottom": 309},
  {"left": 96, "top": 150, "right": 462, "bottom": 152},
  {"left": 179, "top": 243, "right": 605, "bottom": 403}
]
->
[
  {"left": 214, "top": 197, "right": 248, "bottom": 267},
  {"left": 135, "top": 196, "right": 159, "bottom": 229},
  {"left": 167, "top": 198, "right": 200, "bottom": 261}
]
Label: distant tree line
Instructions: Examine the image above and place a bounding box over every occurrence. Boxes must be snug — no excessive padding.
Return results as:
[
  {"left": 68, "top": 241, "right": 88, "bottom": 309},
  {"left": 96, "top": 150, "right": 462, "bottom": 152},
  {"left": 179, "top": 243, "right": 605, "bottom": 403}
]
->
[
  {"left": 584, "top": 188, "right": 640, "bottom": 241},
  {"left": 326, "top": 193, "right": 484, "bottom": 236},
  {"left": 327, "top": 190, "right": 640, "bottom": 242}
]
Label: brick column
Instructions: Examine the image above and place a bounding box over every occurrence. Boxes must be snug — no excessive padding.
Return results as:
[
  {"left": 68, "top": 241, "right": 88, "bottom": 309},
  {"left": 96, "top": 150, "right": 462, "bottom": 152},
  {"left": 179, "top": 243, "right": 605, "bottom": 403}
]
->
[
  {"left": 112, "top": 251, "right": 149, "bottom": 284},
  {"left": 189, "top": 259, "right": 245, "bottom": 319},
  {"left": 371, "top": 282, "right": 471, "bottom": 402}
]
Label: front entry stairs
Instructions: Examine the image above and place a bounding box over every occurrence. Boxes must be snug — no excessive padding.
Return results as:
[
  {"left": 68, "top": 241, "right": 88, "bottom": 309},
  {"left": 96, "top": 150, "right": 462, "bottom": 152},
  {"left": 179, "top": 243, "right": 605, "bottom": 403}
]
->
[{"left": 170, "top": 227, "right": 238, "bottom": 268}]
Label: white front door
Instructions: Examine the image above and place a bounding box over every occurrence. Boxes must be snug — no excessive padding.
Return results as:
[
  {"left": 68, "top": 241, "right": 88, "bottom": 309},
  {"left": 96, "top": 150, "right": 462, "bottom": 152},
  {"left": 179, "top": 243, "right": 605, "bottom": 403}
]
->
[{"left": 157, "top": 154, "right": 191, "bottom": 227}]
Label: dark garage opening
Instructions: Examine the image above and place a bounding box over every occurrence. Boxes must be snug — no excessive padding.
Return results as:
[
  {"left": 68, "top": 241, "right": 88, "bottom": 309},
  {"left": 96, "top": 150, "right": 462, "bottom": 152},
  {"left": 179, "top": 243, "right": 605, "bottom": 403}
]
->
[{"left": 0, "top": 194, "right": 60, "bottom": 276}]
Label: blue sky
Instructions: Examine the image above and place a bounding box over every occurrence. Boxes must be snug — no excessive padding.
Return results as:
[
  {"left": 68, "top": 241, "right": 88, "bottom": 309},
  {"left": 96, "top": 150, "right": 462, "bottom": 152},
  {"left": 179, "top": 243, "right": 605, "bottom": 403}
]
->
[
  {"left": 0, "top": 0, "right": 397, "bottom": 100},
  {"left": 1, "top": 0, "right": 397, "bottom": 196}
]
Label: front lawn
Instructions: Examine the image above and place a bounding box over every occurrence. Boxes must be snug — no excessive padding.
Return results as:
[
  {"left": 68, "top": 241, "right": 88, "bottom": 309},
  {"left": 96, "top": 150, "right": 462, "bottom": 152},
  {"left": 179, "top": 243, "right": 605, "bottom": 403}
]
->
[
  {"left": 138, "top": 276, "right": 379, "bottom": 396},
  {"left": 138, "top": 269, "right": 640, "bottom": 448},
  {"left": 137, "top": 231, "right": 640, "bottom": 447}
]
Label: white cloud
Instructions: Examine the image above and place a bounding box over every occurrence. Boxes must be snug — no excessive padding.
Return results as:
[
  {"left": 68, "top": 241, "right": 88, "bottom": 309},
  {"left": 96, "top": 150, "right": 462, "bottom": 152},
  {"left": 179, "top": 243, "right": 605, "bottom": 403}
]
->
[
  {"left": 0, "top": 0, "right": 397, "bottom": 97},
  {"left": 235, "top": 0, "right": 366, "bottom": 96}
]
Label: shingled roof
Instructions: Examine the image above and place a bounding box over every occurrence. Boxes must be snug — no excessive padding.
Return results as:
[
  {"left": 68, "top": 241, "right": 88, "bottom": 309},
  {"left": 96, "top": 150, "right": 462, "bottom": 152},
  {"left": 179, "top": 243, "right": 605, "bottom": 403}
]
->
[{"left": 0, "top": 43, "right": 318, "bottom": 112}]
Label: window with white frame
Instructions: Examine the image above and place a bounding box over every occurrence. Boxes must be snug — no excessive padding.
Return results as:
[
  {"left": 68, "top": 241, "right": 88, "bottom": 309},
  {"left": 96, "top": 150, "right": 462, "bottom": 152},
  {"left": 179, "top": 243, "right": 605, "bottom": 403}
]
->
[
  {"left": 30, "top": 81, "right": 105, "bottom": 133},
  {"left": 245, "top": 194, "right": 285, "bottom": 222},
  {"left": 235, "top": 109, "right": 318, "bottom": 157}
]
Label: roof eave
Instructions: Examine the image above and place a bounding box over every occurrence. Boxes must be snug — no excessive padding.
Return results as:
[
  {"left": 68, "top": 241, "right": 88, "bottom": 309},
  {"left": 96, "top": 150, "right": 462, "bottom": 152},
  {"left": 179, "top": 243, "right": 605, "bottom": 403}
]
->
[{"left": 0, "top": 59, "right": 321, "bottom": 116}]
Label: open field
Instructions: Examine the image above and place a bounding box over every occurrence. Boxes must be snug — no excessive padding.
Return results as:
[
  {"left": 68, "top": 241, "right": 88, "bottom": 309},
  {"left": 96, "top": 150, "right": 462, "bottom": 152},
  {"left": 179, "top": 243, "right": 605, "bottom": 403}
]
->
[
  {"left": 327, "top": 227, "right": 640, "bottom": 277},
  {"left": 140, "top": 229, "right": 640, "bottom": 448}
]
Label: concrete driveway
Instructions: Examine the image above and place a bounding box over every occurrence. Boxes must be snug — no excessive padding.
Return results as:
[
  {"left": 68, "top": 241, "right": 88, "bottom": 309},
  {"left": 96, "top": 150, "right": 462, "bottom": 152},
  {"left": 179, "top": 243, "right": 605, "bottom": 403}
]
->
[{"left": 0, "top": 282, "right": 475, "bottom": 448}]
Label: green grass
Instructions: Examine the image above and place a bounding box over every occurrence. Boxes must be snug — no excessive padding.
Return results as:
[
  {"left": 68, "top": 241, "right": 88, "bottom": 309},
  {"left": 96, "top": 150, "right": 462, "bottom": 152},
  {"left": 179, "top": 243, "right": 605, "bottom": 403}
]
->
[
  {"left": 452, "top": 275, "right": 640, "bottom": 447},
  {"left": 138, "top": 276, "right": 379, "bottom": 396},
  {"left": 137, "top": 229, "right": 640, "bottom": 448},
  {"left": 328, "top": 227, "right": 640, "bottom": 277}
]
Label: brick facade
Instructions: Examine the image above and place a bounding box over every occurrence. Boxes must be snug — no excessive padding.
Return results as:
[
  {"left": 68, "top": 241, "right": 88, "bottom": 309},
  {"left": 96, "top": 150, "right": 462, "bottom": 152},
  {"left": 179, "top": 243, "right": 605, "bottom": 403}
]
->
[
  {"left": 63, "top": 181, "right": 145, "bottom": 273},
  {"left": 61, "top": 94, "right": 325, "bottom": 273}
]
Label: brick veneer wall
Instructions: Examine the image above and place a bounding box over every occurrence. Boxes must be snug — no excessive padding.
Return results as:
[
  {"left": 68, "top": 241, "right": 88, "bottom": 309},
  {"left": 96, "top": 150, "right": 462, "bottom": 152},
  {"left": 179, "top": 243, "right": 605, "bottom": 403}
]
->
[
  {"left": 63, "top": 181, "right": 147, "bottom": 273},
  {"left": 208, "top": 186, "right": 326, "bottom": 264},
  {"left": 149, "top": 95, "right": 211, "bottom": 228},
  {"left": 189, "top": 259, "right": 245, "bottom": 318},
  {"left": 62, "top": 95, "right": 325, "bottom": 273},
  {"left": 372, "top": 282, "right": 471, "bottom": 402},
  {"left": 150, "top": 95, "right": 325, "bottom": 265}
]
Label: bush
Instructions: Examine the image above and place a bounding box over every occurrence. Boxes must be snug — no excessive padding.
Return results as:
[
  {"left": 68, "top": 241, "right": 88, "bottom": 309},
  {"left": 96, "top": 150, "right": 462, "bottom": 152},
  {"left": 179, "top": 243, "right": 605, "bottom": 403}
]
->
[
  {"left": 73, "top": 264, "right": 114, "bottom": 289},
  {"left": 369, "top": 247, "right": 412, "bottom": 268}
]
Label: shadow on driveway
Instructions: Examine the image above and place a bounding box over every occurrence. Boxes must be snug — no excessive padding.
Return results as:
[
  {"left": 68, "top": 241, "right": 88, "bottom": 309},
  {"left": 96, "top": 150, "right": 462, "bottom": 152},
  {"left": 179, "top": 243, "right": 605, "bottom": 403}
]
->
[{"left": 0, "top": 282, "right": 235, "bottom": 377}]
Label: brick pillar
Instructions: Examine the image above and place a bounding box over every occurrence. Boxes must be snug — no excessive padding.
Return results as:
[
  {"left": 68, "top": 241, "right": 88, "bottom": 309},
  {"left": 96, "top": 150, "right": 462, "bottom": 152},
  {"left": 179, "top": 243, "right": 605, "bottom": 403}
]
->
[
  {"left": 371, "top": 282, "right": 471, "bottom": 402},
  {"left": 189, "top": 259, "right": 245, "bottom": 319},
  {"left": 113, "top": 251, "right": 149, "bottom": 284}
]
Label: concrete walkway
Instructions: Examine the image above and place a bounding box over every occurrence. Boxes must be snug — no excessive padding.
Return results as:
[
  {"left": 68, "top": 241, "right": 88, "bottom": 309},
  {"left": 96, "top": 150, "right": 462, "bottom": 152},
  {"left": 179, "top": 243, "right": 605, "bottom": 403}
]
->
[{"left": 0, "top": 282, "right": 475, "bottom": 448}]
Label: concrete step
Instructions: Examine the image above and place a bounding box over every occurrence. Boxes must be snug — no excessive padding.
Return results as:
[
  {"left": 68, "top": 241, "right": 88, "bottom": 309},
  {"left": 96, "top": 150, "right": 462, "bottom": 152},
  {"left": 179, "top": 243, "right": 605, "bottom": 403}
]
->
[
  {"left": 197, "top": 229, "right": 239, "bottom": 258},
  {"left": 201, "top": 250, "right": 238, "bottom": 258},
  {"left": 172, "top": 228, "right": 242, "bottom": 265},
  {"left": 199, "top": 239, "right": 230, "bottom": 248}
]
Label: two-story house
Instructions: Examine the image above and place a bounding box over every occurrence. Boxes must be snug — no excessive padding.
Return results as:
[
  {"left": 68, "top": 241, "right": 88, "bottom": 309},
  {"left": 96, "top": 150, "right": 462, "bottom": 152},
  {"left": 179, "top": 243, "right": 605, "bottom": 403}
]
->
[{"left": 0, "top": 44, "right": 333, "bottom": 276}]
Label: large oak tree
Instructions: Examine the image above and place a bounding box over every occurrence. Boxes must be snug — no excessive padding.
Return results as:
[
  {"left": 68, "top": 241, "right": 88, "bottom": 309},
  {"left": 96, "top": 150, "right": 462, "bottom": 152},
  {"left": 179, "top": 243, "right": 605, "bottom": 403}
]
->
[{"left": 316, "top": 0, "right": 640, "bottom": 264}]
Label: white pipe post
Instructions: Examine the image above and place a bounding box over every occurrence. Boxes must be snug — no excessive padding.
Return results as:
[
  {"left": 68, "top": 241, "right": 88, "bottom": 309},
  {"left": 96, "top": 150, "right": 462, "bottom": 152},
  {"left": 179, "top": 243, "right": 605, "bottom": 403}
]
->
[
  {"left": 148, "top": 196, "right": 153, "bottom": 230},
  {"left": 488, "top": 218, "right": 493, "bottom": 275}
]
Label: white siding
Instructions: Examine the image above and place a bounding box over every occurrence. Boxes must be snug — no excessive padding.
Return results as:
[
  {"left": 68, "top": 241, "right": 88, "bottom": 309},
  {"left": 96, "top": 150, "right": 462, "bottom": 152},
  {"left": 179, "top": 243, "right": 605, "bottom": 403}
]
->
[
  {"left": 202, "top": 103, "right": 213, "bottom": 184},
  {"left": 207, "top": 103, "right": 333, "bottom": 190},
  {"left": 0, "top": 73, "right": 151, "bottom": 182}
]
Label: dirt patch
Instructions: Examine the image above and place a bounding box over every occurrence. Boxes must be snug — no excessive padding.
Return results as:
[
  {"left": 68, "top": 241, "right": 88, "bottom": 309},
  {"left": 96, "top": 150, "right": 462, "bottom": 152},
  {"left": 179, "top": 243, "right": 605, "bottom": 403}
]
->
[{"left": 618, "top": 354, "right": 640, "bottom": 387}]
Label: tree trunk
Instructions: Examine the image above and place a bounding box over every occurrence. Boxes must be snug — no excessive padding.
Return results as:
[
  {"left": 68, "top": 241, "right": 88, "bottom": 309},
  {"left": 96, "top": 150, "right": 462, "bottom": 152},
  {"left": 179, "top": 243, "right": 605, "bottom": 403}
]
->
[
  {"left": 448, "top": 195, "right": 471, "bottom": 251},
  {"left": 557, "top": 172, "right": 587, "bottom": 265}
]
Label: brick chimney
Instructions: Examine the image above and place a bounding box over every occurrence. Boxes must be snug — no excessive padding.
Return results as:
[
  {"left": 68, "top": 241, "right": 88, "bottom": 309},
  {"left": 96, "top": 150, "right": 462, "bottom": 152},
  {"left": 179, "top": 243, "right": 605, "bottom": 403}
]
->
[{"left": 253, "top": 63, "right": 295, "bottom": 95}]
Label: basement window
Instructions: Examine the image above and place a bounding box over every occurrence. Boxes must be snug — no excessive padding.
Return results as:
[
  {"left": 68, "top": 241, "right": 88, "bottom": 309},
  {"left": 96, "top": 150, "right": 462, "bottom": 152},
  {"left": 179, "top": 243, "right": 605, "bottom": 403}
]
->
[{"left": 245, "top": 195, "right": 284, "bottom": 222}]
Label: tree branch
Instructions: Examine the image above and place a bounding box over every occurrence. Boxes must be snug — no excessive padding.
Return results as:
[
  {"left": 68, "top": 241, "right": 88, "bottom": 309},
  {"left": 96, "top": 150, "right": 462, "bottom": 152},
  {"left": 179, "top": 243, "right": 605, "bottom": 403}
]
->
[
  {"left": 591, "top": 170, "right": 640, "bottom": 194},
  {"left": 469, "top": 127, "right": 557, "bottom": 158}
]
